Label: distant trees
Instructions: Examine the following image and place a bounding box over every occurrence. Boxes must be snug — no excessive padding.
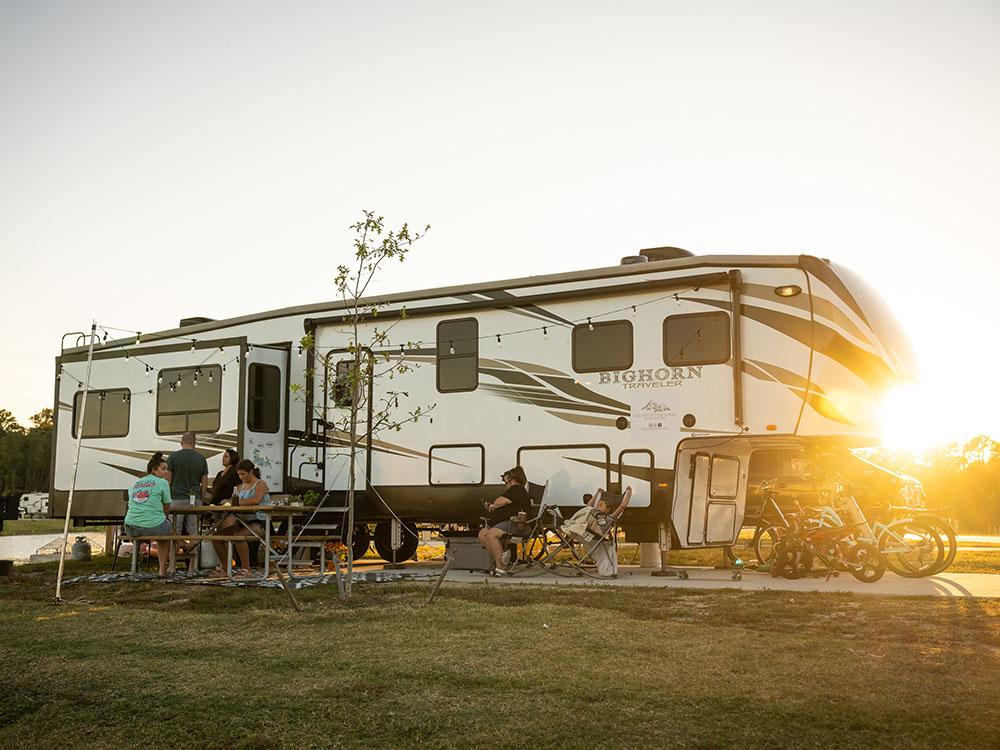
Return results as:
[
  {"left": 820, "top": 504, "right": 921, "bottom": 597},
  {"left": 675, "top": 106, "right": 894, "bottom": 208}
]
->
[
  {"left": 0, "top": 408, "right": 52, "bottom": 495},
  {"left": 865, "top": 435, "right": 1000, "bottom": 533}
]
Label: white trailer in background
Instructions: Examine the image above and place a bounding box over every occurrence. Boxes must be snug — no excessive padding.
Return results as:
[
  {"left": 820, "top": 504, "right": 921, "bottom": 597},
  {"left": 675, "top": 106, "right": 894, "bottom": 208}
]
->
[
  {"left": 18, "top": 493, "right": 50, "bottom": 519},
  {"left": 51, "top": 247, "right": 917, "bottom": 561}
]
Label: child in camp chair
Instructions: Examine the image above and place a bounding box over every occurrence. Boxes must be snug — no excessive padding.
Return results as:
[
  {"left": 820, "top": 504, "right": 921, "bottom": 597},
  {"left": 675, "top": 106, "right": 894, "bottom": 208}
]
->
[{"left": 561, "top": 486, "right": 632, "bottom": 577}]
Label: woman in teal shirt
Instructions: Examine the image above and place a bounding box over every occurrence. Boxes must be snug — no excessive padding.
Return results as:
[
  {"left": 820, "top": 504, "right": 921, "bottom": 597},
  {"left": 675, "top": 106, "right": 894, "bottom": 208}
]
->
[{"left": 125, "top": 452, "right": 175, "bottom": 576}]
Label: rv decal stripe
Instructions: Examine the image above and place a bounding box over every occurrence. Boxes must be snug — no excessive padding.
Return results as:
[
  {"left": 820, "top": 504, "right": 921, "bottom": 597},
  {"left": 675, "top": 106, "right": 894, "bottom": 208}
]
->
[
  {"left": 537, "top": 376, "right": 630, "bottom": 413},
  {"left": 480, "top": 385, "right": 627, "bottom": 416},
  {"left": 692, "top": 298, "right": 897, "bottom": 393},
  {"left": 739, "top": 360, "right": 851, "bottom": 425},
  {"left": 476, "top": 290, "right": 574, "bottom": 326},
  {"left": 741, "top": 283, "right": 874, "bottom": 347},
  {"left": 799, "top": 256, "right": 871, "bottom": 329},
  {"left": 98, "top": 461, "right": 147, "bottom": 479},
  {"left": 564, "top": 456, "right": 675, "bottom": 485},
  {"left": 544, "top": 411, "right": 619, "bottom": 427}
]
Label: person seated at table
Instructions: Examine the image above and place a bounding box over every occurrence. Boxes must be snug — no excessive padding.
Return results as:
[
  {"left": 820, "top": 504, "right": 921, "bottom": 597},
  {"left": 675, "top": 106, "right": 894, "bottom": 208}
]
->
[
  {"left": 124, "top": 452, "right": 175, "bottom": 577},
  {"left": 210, "top": 459, "right": 271, "bottom": 577},
  {"left": 477, "top": 465, "right": 531, "bottom": 575},
  {"left": 209, "top": 448, "right": 241, "bottom": 505}
]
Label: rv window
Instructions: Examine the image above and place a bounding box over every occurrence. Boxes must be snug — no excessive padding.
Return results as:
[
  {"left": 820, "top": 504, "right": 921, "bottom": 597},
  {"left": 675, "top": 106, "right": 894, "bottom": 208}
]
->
[
  {"left": 437, "top": 318, "right": 478, "bottom": 393},
  {"left": 572, "top": 320, "right": 633, "bottom": 373},
  {"left": 72, "top": 389, "right": 130, "bottom": 438},
  {"left": 333, "top": 360, "right": 355, "bottom": 408},
  {"left": 155, "top": 365, "right": 222, "bottom": 435},
  {"left": 663, "top": 312, "right": 731, "bottom": 366},
  {"left": 248, "top": 364, "right": 281, "bottom": 433},
  {"left": 710, "top": 455, "right": 740, "bottom": 500}
]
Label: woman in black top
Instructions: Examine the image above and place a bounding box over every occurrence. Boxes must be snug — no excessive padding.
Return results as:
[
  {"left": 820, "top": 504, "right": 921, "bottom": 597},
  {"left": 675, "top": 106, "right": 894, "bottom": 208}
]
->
[
  {"left": 478, "top": 465, "right": 531, "bottom": 575},
  {"left": 210, "top": 449, "right": 241, "bottom": 504}
]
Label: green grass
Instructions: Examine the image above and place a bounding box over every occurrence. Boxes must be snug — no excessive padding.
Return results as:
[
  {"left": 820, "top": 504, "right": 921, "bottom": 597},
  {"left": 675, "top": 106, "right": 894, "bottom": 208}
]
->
[
  {"left": 1, "top": 519, "right": 106, "bottom": 536},
  {"left": 1, "top": 560, "right": 999, "bottom": 749}
]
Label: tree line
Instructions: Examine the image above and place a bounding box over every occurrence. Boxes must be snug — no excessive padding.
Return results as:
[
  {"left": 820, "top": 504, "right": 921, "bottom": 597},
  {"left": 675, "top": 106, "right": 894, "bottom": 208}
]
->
[
  {"left": 864, "top": 435, "right": 1000, "bottom": 533},
  {"left": 0, "top": 408, "right": 52, "bottom": 496}
]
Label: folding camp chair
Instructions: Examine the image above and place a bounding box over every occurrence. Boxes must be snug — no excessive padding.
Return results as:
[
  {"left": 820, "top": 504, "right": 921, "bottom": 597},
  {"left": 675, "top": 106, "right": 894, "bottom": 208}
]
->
[{"left": 540, "top": 487, "right": 632, "bottom": 578}]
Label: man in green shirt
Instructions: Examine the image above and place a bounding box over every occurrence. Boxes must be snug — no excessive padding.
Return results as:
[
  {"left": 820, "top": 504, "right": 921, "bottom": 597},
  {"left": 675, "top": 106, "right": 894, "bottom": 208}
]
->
[{"left": 166, "top": 431, "right": 209, "bottom": 538}]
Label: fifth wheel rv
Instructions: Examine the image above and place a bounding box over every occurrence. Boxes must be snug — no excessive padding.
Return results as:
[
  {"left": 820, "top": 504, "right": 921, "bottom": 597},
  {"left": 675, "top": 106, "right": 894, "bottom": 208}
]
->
[{"left": 51, "top": 247, "right": 918, "bottom": 560}]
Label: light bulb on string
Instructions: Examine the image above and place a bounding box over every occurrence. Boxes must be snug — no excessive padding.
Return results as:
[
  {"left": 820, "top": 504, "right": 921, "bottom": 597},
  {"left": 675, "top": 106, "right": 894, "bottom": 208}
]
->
[
  {"left": 587, "top": 318, "right": 594, "bottom": 331},
  {"left": 144, "top": 365, "right": 150, "bottom": 377},
  {"left": 124, "top": 350, "right": 129, "bottom": 360},
  {"left": 449, "top": 341, "right": 455, "bottom": 355},
  {"left": 399, "top": 344, "right": 404, "bottom": 356},
  {"left": 135, "top": 332, "right": 142, "bottom": 345},
  {"left": 175, "top": 378, "right": 181, "bottom": 389},
  {"left": 102, "top": 332, "right": 108, "bottom": 345},
  {"left": 219, "top": 345, "right": 224, "bottom": 353},
  {"left": 543, "top": 327, "right": 548, "bottom": 339},
  {"left": 496, "top": 334, "right": 502, "bottom": 349},
  {"left": 222, "top": 364, "right": 227, "bottom": 374},
  {"left": 631, "top": 305, "right": 637, "bottom": 318},
  {"left": 190, "top": 341, "right": 196, "bottom": 351},
  {"left": 297, "top": 346, "right": 303, "bottom": 358},
  {"left": 208, "top": 370, "right": 213, "bottom": 383},
  {"left": 121, "top": 393, "right": 128, "bottom": 404},
  {"left": 157, "top": 374, "right": 163, "bottom": 385},
  {"left": 674, "top": 293, "right": 681, "bottom": 306}
]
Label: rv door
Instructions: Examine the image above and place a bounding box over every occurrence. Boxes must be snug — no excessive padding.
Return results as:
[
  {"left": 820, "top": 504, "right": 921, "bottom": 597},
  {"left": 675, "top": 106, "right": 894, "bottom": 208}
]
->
[
  {"left": 670, "top": 437, "right": 753, "bottom": 548},
  {"left": 321, "top": 351, "right": 372, "bottom": 492},
  {"left": 243, "top": 347, "right": 288, "bottom": 492}
]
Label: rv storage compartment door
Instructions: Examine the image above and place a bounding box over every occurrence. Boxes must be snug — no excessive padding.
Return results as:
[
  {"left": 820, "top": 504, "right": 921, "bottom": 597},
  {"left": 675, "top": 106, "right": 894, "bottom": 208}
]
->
[
  {"left": 243, "top": 347, "right": 287, "bottom": 492},
  {"left": 670, "top": 437, "right": 753, "bottom": 548}
]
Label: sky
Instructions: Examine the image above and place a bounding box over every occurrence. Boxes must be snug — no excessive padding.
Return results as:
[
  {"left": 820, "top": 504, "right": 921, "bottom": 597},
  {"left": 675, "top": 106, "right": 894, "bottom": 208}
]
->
[{"left": 1, "top": 0, "right": 998, "bottom": 451}]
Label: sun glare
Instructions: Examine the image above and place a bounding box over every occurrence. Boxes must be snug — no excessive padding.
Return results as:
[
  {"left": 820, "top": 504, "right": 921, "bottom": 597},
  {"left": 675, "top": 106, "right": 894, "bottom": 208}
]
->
[{"left": 876, "top": 384, "right": 953, "bottom": 455}]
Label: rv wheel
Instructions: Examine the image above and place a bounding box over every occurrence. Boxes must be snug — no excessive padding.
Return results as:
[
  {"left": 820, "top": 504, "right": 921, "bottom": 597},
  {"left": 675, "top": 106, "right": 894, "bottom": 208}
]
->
[
  {"left": 373, "top": 521, "right": 419, "bottom": 563},
  {"left": 351, "top": 524, "right": 371, "bottom": 561}
]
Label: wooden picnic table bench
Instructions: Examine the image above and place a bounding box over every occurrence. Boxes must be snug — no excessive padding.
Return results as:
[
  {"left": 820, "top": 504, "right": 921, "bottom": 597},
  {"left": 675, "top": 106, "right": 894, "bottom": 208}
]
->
[{"left": 127, "top": 504, "right": 346, "bottom": 583}]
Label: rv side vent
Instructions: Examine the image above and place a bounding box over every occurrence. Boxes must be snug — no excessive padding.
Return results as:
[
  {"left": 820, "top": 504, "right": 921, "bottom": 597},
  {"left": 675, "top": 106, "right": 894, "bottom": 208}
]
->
[
  {"left": 620, "top": 255, "right": 649, "bottom": 266},
  {"left": 179, "top": 317, "right": 215, "bottom": 327},
  {"left": 639, "top": 246, "right": 694, "bottom": 262}
]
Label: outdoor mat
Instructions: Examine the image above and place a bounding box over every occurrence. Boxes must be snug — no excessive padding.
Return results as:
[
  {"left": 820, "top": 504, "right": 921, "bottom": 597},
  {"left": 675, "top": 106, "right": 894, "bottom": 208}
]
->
[{"left": 59, "top": 569, "right": 438, "bottom": 589}]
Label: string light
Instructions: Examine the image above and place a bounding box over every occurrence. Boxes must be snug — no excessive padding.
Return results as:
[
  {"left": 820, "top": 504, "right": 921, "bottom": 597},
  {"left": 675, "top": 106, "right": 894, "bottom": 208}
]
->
[
  {"left": 102, "top": 332, "right": 108, "bottom": 345},
  {"left": 208, "top": 370, "right": 213, "bottom": 383},
  {"left": 175, "top": 378, "right": 182, "bottom": 389},
  {"left": 144, "top": 365, "right": 150, "bottom": 377},
  {"left": 297, "top": 346, "right": 303, "bottom": 358},
  {"left": 123, "top": 350, "right": 129, "bottom": 360},
  {"left": 170, "top": 383, "right": 176, "bottom": 393},
  {"left": 543, "top": 327, "right": 548, "bottom": 339},
  {"left": 399, "top": 344, "right": 404, "bottom": 355},
  {"left": 219, "top": 345, "right": 224, "bottom": 352},
  {"left": 157, "top": 374, "right": 163, "bottom": 385},
  {"left": 631, "top": 305, "right": 637, "bottom": 318},
  {"left": 448, "top": 341, "right": 455, "bottom": 355},
  {"left": 587, "top": 318, "right": 594, "bottom": 331},
  {"left": 190, "top": 341, "right": 196, "bottom": 351},
  {"left": 496, "top": 334, "right": 502, "bottom": 349},
  {"left": 135, "top": 332, "right": 141, "bottom": 345},
  {"left": 121, "top": 393, "right": 128, "bottom": 403},
  {"left": 674, "top": 293, "right": 681, "bottom": 306},
  {"left": 222, "top": 364, "right": 227, "bottom": 373}
]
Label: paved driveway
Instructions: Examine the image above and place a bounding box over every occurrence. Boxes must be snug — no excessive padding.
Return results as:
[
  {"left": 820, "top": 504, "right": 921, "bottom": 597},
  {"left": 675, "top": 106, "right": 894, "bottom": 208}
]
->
[{"left": 440, "top": 565, "right": 1000, "bottom": 598}]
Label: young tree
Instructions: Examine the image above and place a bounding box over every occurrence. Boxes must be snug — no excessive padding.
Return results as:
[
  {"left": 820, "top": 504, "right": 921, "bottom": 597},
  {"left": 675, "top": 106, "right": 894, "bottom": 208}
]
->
[{"left": 294, "top": 211, "right": 432, "bottom": 599}]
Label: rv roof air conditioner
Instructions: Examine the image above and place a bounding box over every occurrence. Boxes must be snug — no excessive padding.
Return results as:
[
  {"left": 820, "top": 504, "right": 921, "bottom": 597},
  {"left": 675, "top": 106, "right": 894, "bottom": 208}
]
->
[
  {"left": 179, "top": 316, "right": 215, "bottom": 327},
  {"left": 620, "top": 255, "right": 649, "bottom": 265},
  {"left": 639, "top": 246, "right": 695, "bottom": 262}
]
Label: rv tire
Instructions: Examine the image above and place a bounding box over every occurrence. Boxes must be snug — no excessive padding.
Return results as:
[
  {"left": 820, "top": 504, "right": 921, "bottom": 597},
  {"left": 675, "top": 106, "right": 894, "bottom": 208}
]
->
[
  {"left": 352, "top": 524, "right": 372, "bottom": 561},
  {"left": 373, "top": 521, "right": 419, "bottom": 563}
]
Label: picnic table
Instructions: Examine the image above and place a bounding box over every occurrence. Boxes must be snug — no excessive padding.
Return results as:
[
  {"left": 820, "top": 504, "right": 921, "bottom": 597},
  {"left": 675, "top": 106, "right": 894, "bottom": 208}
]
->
[{"left": 128, "top": 503, "right": 345, "bottom": 583}]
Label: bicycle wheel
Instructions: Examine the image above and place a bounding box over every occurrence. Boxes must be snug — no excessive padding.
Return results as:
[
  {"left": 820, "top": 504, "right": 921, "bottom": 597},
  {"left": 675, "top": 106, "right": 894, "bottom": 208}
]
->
[
  {"left": 753, "top": 524, "right": 785, "bottom": 565},
  {"left": 915, "top": 514, "right": 957, "bottom": 574},
  {"left": 879, "top": 519, "right": 944, "bottom": 578},
  {"left": 847, "top": 542, "right": 885, "bottom": 583}
]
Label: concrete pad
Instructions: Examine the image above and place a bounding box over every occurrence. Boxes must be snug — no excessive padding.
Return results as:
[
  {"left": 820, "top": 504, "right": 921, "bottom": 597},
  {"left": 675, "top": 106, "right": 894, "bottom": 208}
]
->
[{"left": 434, "top": 565, "right": 1000, "bottom": 599}]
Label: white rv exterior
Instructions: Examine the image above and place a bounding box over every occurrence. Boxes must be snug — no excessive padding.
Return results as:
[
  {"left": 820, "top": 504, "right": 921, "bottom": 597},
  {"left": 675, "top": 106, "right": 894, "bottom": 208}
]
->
[{"left": 51, "top": 251, "right": 916, "bottom": 553}]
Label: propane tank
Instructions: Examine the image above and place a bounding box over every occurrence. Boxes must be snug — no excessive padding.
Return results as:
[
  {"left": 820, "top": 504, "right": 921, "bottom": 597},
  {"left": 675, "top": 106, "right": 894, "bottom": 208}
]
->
[{"left": 71, "top": 536, "right": 92, "bottom": 561}]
